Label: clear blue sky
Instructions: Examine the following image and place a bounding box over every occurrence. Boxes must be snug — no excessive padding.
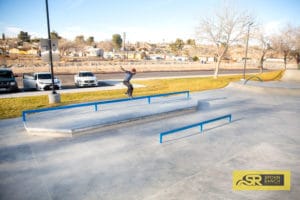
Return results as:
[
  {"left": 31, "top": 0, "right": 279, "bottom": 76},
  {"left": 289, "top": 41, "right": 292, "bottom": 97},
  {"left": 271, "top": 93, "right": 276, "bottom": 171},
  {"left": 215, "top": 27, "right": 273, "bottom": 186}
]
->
[{"left": 0, "top": 0, "right": 299, "bottom": 42}]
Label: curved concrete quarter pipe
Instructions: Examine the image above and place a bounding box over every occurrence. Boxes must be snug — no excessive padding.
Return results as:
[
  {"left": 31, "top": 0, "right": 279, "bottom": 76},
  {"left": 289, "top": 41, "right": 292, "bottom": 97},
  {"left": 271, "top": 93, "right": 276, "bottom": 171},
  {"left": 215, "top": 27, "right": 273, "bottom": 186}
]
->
[
  {"left": 281, "top": 69, "right": 300, "bottom": 82},
  {"left": 228, "top": 70, "right": 300, "bottom": 96}
]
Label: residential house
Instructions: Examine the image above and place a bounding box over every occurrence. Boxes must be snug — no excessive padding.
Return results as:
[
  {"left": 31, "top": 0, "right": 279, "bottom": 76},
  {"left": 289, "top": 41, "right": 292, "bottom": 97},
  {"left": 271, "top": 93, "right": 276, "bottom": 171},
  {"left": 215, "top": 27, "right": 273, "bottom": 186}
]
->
[
  {"left": 85, "top": 47, "right": 104, "bottom": 57},
  {"left": 127, "top": 51, "right": 142, "bottom": 60},
  {"left": 27, "top": 49, "right": 39, "bottom": 55},
  {"left": 9, "top": 48, "right": 19, "bottom": 54}
]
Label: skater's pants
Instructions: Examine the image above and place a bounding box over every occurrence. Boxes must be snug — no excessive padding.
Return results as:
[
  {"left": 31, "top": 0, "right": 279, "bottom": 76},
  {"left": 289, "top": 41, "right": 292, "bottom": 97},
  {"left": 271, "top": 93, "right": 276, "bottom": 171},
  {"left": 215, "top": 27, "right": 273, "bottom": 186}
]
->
[{"left": 123, "top": 81, "right": 133, "bottom": 96}]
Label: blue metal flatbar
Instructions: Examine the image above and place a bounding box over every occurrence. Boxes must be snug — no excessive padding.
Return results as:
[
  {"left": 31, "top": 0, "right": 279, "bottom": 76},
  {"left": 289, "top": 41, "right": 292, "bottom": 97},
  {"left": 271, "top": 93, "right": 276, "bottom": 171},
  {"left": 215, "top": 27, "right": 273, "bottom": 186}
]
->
[
  {"left": 25, "top": 102, "right": 96, "bottom": 113},
  {"left": 159, "top": 114, "right": 232, "bottom": 143},
  {"left": 22, "top": 91, "right": 190, "bottom": 122},
  {"left": 147, "top": 91, "right": 189, "bottom": 99},
  {"left": 201, "top": 115, "right": 232, "bottom": 126}
]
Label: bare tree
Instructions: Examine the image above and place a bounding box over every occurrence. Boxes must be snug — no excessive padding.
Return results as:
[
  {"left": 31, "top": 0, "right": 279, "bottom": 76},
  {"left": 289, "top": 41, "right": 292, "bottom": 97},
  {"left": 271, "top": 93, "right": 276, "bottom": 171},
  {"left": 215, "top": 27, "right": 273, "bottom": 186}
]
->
[
  {"left": 58, "top": 38, "right": 75, "bottom": 56},
  {"left": 196, "top": 5, "right": 254, "bottom": 78},
  {"left": 73, "top": 35, "right": 86, "bottom": 55},
  {"left": 271, "top": 25, "right": 297, "bottom": 69},
  {"left": 97, "top": 40, "right": 113, "bottom": 52},
  {"left": 290, "top": 26, "right": 300, "bottom": 69},
  {"left": 253, "top": 28, "right": 271, "bottom": 73}
]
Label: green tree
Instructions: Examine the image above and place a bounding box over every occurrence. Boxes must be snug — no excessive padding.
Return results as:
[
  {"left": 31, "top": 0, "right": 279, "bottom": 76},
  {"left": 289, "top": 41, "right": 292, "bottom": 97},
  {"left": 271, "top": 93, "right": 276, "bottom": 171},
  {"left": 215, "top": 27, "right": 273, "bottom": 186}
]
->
[
  {"left": 170, "top": 38, "right": 184, "bottom": 53},
  {"left": 31, "top": 38, "right": 40, "bottom": 43},
  {"left": 192, "top": 56, "right": 199, "bottom": 61},
  {"left": 186, "top": 39, "right": 195, "bottom": 45},
  {"left": 112, "top": 34, "right": 122, "bottom": 50},
  {"left": 50, "top": 31, "right": 61, "bottom": 39},
  {"left": 18, "top": 31, "right": 31, "bottom": 42},
  {"left": 86, "top": 36, "right": 95, "bottom": 45},
  {"left": 75, "top": 35, "right": 85, "bottom": 44}
]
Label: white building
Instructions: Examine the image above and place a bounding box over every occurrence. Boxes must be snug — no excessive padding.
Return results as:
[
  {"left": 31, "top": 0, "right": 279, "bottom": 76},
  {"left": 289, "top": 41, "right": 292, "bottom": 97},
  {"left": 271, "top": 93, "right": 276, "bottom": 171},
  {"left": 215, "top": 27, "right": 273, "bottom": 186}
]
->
[{"left": 85, "top": 47, "right": 103, "bottom": 57}]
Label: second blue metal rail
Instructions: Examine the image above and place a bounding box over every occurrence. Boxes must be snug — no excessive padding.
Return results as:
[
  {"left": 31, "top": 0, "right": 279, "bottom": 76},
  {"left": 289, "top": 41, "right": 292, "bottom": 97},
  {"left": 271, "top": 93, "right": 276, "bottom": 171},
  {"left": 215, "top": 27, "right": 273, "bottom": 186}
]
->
[{"left": 159, "top": 114, "right": 232, "bottom": 143}]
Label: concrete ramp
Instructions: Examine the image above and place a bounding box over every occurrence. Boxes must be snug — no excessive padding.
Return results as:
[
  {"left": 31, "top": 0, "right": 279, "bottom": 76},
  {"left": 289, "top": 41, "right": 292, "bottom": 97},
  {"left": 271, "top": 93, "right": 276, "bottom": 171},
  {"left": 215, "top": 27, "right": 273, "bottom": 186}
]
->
[
  {"left": 226, "top": 70, "right": 300, "bottom": 96},
  {"left": 281, "top": 69, "right": 300, "bottom": 82},
  {"left": 227, "top": 80, "right": 300, "bottom": 96}
]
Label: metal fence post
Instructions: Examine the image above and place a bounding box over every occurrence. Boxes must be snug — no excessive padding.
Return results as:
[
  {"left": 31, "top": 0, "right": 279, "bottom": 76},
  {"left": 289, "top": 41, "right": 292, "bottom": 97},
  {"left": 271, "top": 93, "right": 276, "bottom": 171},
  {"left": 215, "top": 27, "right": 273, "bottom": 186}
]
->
[
  {"left": 160, "top": 134, "right": 163, "bottom": 143},
  {"left": 22, "top": 112, "right": 26, "bottom": 122},
  {"left": 200, "top": 123, "right": 203, "bottom": 132}
]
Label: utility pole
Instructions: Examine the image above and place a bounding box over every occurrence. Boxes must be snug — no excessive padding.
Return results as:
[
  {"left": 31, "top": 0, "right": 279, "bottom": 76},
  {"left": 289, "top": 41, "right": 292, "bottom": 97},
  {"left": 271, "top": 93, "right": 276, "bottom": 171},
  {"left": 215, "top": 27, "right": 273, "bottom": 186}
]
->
[
  {"left": 123, "top": 32, "right": 126, "bottom": 50},
  {"left": 243, "top": 22, "right": 253, "bottom": 80},
  {"left": 123, "top": 32, "right": 127, "bottom": 59},
  {"left": 45, "top": 0, "right": 60, "bottom": 103}
]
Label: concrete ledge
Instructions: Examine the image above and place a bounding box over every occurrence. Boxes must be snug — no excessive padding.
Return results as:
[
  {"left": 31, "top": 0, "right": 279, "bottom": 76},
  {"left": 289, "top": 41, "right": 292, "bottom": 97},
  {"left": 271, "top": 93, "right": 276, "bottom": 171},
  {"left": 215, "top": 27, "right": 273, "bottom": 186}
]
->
[
  {"left": 25, "top": 126, "right": 73, "bottom": 138},
  {"left": 24, "top": 97, "right": 198, "bottom": 137},
  {"left": 73, "top": 107, "right": 197, "bottom": 137}
]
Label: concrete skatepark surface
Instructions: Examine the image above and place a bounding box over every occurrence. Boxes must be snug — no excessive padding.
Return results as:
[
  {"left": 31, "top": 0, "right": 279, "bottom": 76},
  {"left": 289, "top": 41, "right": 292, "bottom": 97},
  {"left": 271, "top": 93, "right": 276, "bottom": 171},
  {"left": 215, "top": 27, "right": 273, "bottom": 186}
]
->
[{"left": 0, "top": 70, "right": 300, "bottom": 199}]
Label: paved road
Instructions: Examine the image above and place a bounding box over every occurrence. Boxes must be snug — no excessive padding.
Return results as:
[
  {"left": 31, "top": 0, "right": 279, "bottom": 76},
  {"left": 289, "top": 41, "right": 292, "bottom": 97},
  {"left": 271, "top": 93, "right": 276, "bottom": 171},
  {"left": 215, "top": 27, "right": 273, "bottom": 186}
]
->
[
  {"left": 0, "top": 69, "right": 263, "bottom": 98},
  {"left": 15, "top": 69, "right": 261, "bottom": 88}
]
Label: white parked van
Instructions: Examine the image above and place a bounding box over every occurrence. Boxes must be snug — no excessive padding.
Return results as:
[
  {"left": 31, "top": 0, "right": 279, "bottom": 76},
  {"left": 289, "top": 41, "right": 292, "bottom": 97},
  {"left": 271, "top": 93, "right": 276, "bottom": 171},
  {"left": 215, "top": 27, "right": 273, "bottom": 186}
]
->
[{"left": 23, "top": 72, "right": 61, "bottom": 91}]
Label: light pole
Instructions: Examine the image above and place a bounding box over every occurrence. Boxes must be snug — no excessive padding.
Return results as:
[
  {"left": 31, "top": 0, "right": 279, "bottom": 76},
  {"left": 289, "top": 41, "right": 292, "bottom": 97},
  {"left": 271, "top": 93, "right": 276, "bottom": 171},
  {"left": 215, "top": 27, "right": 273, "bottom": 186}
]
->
[
  {"left": 45, "top": 0, "right": 60, "bottom": 103},
  {"left": 243, "top": 22, "right": 253, "bottom": 80}
]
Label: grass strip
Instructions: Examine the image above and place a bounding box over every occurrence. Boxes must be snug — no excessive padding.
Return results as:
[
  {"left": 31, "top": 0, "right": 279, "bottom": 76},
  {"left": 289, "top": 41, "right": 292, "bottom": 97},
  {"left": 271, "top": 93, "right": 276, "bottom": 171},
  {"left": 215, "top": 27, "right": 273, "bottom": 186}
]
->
[{"left": 0, "top": 70, "right": 283, "bottom": 119}]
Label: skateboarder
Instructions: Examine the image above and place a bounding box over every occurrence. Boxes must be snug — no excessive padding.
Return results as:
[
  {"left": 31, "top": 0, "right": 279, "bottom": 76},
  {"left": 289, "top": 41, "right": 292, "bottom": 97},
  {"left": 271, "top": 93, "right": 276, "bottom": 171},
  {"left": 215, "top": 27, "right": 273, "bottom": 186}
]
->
[{"left": 120, "top": 66, "right": 136, "bottom": 98}]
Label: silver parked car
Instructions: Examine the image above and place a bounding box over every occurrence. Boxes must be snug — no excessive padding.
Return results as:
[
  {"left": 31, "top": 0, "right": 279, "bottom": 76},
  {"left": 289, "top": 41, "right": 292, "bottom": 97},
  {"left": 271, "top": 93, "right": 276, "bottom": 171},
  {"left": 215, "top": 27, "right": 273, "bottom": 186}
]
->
[{"left": 23, "top": 72, "right": 61, "bottom": 91}]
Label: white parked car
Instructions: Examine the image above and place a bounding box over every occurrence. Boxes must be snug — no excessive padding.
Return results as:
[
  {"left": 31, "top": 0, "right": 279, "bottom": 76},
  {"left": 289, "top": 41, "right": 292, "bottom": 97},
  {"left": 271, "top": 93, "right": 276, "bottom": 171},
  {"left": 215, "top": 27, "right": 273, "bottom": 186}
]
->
[
  {"left": 23, "top": 72, "right": 62, "bottom": 91},
  {"left": 74, "top": 71, "right": 98, "bottom": 87}
]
